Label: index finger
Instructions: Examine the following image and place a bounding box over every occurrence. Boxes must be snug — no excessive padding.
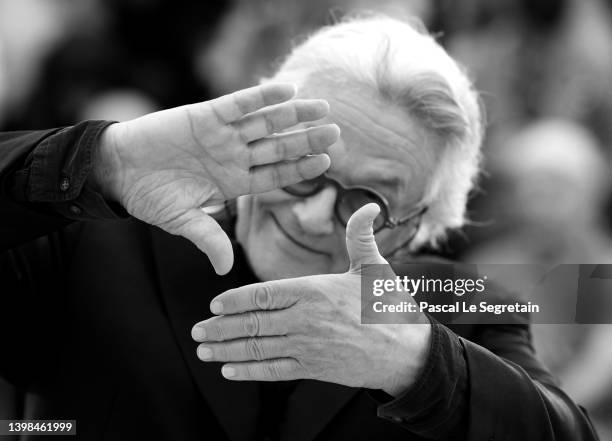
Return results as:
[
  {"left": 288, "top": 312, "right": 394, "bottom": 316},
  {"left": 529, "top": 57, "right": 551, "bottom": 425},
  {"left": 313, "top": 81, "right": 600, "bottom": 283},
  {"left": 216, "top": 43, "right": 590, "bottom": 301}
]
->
[
  {"left": 210, "top": 280, "right": 299, "bottom": 315},
  {"left": 207, "top": 83, "right": 297, "bottom": 124}
]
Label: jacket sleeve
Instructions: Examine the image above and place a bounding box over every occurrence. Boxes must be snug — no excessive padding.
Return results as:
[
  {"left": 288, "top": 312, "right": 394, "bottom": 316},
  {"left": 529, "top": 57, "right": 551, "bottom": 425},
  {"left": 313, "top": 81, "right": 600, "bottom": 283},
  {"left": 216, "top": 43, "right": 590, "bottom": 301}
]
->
[
  {"left": 0, "top": 121, "right": 129, "bottom": 387},
  {"left": 375, "top": 320, "right": 599, "bottom": 440},
  {"left": 0, "top": 120, "right": 125, "bottom": 253},
  {"left": 462, "top": 323, "right": 598, "bottom": 440}
]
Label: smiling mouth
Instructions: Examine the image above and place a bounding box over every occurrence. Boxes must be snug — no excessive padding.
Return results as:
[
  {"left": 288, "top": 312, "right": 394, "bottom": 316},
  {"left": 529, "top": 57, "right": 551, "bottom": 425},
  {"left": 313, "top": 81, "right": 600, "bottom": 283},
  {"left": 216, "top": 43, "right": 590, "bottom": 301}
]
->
[{"left": 270, "top": 213, "right": 329, "bottom": 256}]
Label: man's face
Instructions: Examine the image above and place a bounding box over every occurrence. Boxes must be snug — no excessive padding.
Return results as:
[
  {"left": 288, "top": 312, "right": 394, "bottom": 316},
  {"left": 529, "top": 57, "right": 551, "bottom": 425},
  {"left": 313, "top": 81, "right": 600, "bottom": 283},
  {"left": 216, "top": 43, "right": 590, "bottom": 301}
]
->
[{"left": 236, "top": 82, "right": 437, "bottom": 280}]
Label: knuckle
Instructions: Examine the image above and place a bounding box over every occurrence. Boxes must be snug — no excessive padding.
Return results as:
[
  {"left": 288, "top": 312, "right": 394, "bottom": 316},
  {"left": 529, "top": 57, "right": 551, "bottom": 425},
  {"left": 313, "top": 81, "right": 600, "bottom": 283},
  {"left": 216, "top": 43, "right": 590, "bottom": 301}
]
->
[
  {"left": 253, "top": 284, "right": 273, "bottom": 310},
  {"left": 305, "top": 128, "right": 316, "bottom": 150},
  {"left": 258, "top": 311, "right": 275, "bottom": 335},
  {"left": 291, "top": 102, "right": 302, "bottom": 123},
  {"left": 206, "top": 325, "right": 218, "bottom": 341},
  {"left": 297, "top": 162, "right": 309, "bottom": 180},
  {"left": 245, "top": 338, "right": 265, "bottom": 361},
  {"left": 293, "top": 133, "right": 306, "bottom": 154},
  {"left": 287, "top": 335, "right": 306, "bottom": 357},
  {"left": 210, "top": 318, "right": 230, "bottom": 341},
  {"left": 243, "top": 363, "right": 256, "bottom": 379},
  {"left": 234, "top": 92, "right": 250, "bottom": 115},
  {"left": 248, "top": 142, "right": 255, "bottom": 166},
  {"left": 295, "top": 358, "right": 314, "bottom": 379},
  {"left": 275, "top": 137, "right": 285, "bottom": 160},
  {"left": 242, "top": 312, "right": 260, "bottom": 337},
  {"left": 208, "top": 323, "right": 224, "bottom": 342},
  {"left": 215, "top": 344, "right": 228, "bottom": 360},
  {"left": 263, "top": 361, "right": 282, "bottom": 380},
  {"left": 346, "top": 230, "right": 373, "bottom": 247},
  {"left": 264, "top": 112, "right": 275, "bottom": 134},
  {"left": 271, "top": 168, "right": 280, "bottom": 189},
  {"left": 237, "top": 126, "right": 250, "bottom": 144},
  {"left": 206, "top": 101, "right": 226, "bottom": 126},
  {"left": 285, "top": 358, "right": 304, "bottom": 379}
]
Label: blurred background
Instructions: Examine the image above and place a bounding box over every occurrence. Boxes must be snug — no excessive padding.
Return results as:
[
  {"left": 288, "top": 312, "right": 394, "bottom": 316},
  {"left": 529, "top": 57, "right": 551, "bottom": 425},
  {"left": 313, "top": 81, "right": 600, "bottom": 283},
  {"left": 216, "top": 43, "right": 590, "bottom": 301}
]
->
[{"left": 1, "top": 0, "right": 611, "bottom": 437}]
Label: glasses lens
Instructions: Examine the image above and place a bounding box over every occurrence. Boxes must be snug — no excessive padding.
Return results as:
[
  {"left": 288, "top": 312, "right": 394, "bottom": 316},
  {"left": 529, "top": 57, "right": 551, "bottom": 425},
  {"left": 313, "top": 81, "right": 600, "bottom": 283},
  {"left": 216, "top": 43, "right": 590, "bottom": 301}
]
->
[
  {"left": 283, "top": 177, "right": 323, "bottom": 196},
  {"left": 337, "top": 189, "right": 386, "bottom": 230}
]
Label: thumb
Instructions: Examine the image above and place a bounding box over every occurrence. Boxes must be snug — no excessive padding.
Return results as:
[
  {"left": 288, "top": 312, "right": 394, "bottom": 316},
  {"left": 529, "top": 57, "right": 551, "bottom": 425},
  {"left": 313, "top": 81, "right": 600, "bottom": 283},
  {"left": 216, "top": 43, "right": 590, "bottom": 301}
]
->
[
  {"left": 346, "top": 203, "right": 388, "bottom": 272},
  {"left": 164, "top": 208, "right": 234, "bottom": 275}
]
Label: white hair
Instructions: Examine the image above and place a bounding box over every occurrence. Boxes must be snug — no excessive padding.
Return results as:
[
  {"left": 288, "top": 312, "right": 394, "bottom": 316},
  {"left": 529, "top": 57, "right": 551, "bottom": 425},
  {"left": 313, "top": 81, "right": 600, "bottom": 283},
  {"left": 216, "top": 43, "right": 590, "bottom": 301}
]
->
[{"left": 266, "top": 15, "right": 484, "bottom": 248}]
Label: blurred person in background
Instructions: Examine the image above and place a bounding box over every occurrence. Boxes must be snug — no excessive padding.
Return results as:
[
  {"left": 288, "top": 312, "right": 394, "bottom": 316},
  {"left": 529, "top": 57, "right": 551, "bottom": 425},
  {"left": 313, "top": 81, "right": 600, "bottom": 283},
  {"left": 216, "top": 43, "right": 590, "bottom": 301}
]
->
[
  {"left": 432, "top": 0, "right": 612, "bottom": 256},
  {"left": 1, "top": 0, "right": 232, "bottom": 130},
  {"left": 446, "top": 0, "right": 612, "bottom": 149},
  {"left": 465, "top": 119, "right": 612, "bottom": 439},
  {"left": 468, "top": 120, "right": 611, "bottom": 265},
  {"left": 0, "top": 0, "right": 99, "bottom": 125},
  {"left": 196, "top": 0, "right": 431, "bottom": 96}
]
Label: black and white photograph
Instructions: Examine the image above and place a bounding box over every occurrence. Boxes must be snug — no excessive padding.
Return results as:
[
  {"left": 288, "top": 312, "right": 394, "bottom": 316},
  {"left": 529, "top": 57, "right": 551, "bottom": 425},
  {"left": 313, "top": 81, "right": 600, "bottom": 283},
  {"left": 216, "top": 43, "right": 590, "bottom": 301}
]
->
[{"left": 1, "top": 0, "right": 612, "bottom": 439}]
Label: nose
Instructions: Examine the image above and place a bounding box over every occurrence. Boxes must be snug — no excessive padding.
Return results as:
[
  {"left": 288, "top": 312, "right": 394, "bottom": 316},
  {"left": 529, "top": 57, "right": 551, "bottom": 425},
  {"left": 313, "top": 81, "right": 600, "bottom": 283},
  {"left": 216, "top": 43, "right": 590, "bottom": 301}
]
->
[{"left": 292, "top": 186, "right": 337, "bottom": 235}]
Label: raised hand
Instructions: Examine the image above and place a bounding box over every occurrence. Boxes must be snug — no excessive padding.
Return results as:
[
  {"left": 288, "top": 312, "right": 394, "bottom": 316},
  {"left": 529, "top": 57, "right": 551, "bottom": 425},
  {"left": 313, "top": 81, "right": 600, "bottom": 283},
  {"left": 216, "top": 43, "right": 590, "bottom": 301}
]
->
[
  {"left": 192, "top": 204, "right": 431, "bottom": 395},
  {"left": 93, "top": 83, "right": 339, "bottom": 274}
]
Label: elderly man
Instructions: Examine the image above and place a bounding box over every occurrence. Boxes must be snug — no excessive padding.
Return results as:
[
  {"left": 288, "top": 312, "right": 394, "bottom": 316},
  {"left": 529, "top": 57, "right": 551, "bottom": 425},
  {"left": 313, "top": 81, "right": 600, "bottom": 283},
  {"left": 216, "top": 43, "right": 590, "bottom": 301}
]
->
[{"left": 0, "top": 16, "right": 597, "bottom": 441}]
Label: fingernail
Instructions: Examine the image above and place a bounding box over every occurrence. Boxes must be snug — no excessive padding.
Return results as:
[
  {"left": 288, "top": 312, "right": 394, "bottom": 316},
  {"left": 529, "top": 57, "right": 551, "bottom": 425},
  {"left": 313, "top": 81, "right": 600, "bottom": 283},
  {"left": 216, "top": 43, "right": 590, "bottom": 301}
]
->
[
  {"left": 210, "top": 300, "right": 223, "bottom": 315},
  {"left": 198, "top": 346, "right": 213, "bottom": 360},
  {"left": 222, "top": 366, "right": 236, "bottom": 378},
  {"left": 192, "top": 326, "right": 206, "bottom": 341}
]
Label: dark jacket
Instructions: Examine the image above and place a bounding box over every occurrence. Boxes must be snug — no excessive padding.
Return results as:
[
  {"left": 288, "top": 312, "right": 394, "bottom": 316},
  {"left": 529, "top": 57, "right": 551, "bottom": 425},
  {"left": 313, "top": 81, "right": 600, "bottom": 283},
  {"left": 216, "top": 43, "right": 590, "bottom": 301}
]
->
[{"left": 0, "top": 122, "right": 599, "bottom": 440}]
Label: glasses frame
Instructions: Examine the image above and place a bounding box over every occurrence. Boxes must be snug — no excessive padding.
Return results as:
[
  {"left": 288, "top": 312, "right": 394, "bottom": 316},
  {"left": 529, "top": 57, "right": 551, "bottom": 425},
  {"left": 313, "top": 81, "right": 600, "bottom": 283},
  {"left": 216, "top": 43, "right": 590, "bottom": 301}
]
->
[{"left": 282, "top": 175, "right": 428, "bottom": 235}]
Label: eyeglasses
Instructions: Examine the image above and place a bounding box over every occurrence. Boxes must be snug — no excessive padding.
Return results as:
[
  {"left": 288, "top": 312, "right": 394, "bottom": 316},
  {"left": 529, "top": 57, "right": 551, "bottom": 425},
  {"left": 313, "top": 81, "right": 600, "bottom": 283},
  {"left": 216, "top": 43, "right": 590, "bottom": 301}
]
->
[{"left": 282, "top": 175, "right": 428, "bottom": 235}]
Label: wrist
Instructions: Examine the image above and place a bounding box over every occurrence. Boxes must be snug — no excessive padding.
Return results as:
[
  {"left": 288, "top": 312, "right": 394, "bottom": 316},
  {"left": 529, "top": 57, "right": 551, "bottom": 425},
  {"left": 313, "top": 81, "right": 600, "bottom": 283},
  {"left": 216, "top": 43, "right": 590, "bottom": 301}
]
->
[
  {"left": 382, "top": 316, "right": 432, "bottom": 397},
  {"left": 89, "top": 123, "right": 125, "bottom": 203}
]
